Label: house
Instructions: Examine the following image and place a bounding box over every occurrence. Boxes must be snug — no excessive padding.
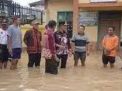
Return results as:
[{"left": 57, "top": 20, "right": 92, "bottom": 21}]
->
[
  {"left": 29, "top": 0, "right": 44, "bottom": 10},
  {"left": 44, "top": 0, "right": 122, "bottom": 49},
  {"left": 29, "top": 0, "right": 45, "bottom": 24}
]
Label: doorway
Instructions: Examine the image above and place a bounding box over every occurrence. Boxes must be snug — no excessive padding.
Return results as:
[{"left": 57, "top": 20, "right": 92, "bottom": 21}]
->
[
  {"left": 57, "top": 11, "right": 73, "bottom": 38},
  {"left": 97, "top": 11, "right": 121, "bottom": 49}
]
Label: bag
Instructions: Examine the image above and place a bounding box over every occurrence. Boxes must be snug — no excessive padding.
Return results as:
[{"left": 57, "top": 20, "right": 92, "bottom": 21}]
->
[
  {"left": 42, "top": 48, "right": 52, "bottom": 59},
  {"left": 45, "top": 58, "right": 58, "bottom": 74}
]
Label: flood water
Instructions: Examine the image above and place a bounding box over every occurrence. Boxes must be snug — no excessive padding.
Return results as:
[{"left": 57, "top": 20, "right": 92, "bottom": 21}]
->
[{"left": 0, "top": 51, "right": 122, "bottom": 91}]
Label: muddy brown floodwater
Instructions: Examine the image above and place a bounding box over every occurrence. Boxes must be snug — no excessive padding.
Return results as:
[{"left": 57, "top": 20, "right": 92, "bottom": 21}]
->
[{"left": 0, "top": 51, "right": 122, "bottom": 91}]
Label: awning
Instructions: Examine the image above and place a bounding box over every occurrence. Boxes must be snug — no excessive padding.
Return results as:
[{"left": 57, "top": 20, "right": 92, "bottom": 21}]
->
[{"left": 78, "top": 2, "right": 122, "bottom": 10}]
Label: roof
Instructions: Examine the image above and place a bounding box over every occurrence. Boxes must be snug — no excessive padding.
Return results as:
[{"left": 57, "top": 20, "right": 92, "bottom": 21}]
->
[
  {"left": 29, "top": 0, "right": 45, "bottom": 7},
  {"left": 78, "top": 2, "right": 122, "bottom": 10}
]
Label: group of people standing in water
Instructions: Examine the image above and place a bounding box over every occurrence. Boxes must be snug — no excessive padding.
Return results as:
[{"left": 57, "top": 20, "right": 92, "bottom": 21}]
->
[{"left": 0, "top": 17, "right": 120, "bottom": 75}]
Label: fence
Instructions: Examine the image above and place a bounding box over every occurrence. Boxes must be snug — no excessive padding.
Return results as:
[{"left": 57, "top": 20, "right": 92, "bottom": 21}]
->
[{"left": 0, "top": 0, "right": 43, "bottom": 24}]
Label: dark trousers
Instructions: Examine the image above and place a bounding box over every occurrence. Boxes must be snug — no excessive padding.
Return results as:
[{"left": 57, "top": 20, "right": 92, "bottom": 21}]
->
[
  {"left": 57, "top": 54, "right": 68, "bottom": 68},
  {"left": 28, "top": 53, "right": 41, "bottom": 67},
  {"left": 45, "top": 58, "right": 58, "bottom": 75},
  {"left": 102, "top": 54, "right": 115, "bottom": 65}
]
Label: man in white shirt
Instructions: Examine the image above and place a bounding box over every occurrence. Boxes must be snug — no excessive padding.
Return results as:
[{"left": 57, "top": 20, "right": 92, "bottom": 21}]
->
[{"left": 0, "top": 19, "right": 9, "bottom": 69}]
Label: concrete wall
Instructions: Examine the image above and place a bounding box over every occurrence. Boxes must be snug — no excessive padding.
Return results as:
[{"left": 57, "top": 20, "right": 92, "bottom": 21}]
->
[
  {"left": 45, "top": 0, "right": 98, "bottom": 46},
  {"left": 120, "top": 16, "right": 122, "bottom": 42},
  {"left": 78, "top": 0, "right": 98, "bottom": 43},
  {"left": 78, "top": 0, "right": 122, "bottom": 44},
  {"left": 46, "top": 0, "right": 73, "bottom": 22},
  {"left": 78, "top": 10, "right": 98, "bottom": 43},
  {"left": 85, "top": 26, "right": 98, "bottom": 42},
  {"left": 79, "top": 0, "right": 89, "bottom": 3},
  {"left": 45, "top": 0, "right": 122, "bottom": 49},
  {"left": 118, "top": 0, "right": 122, "bottom": 2},
  {"left": 79, "top": 0, "right": 122, "bottom": 3}
]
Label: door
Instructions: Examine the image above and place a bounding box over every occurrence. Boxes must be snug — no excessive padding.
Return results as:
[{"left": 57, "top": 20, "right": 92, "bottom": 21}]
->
[
  {"left": 57, "top": 12, "right": 73, "bottom": 38},
  {"left": 97, "top": 11, "right": 121, "bottom": 49}
]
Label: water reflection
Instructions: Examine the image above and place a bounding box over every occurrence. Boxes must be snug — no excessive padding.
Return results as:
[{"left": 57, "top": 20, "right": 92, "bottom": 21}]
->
[{"left": 0, "top": 52, "right": 122, "bottom": 91}]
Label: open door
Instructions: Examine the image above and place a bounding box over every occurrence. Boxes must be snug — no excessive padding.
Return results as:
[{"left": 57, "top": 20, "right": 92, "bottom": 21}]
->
[
  {"left": 97, "top": 11, "right": 121, "bottom": 49},
  {"left": 57, "top": 11, "right": 73, "bottom": 38}
]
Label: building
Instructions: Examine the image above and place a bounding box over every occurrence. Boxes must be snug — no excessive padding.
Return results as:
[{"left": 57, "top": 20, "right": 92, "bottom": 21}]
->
[
  {"left": 29, "top": 0, "right": 45, "bottom": 24},
  {"left": 29, "top": 0, "right": 44, "bottom": 10},
  {"left": 44, "top": 0, "right": 122, "bottom": 49}
]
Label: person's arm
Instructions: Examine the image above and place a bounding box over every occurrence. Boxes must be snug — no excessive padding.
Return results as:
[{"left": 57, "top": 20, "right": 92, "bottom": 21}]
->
[
  {"left": 42, "top": 32, "right": 47, "bottom": 48},
  {"left": 67, "top": 37, "right": 71, "bottom": 50},
  {"left": 48, "top": 33, "right": 56, "bottom": 55},
  {"left": 54, "top": 32, "right": 57, "bottom": 46},
  {"left": 71, "top": 34, "right": 76, "bottom": 53},
  {"left": 102, "top": 36, "right": 112, "bottom": 55},
  {"left": 102, "top": 36, "right": 106, "bottom": 50},
  {"left": 109, "top": 36, "right": 119, "bottom": 51},
  {"left": 7, "top": 26, "right": 12, "bottom": 54},
  {"left": 39, "top": 31, "right": 43, "bottom": 48},
  {"left": 23, "top": 30, "right": 29, "bottom": 46},
  {"left": 54, "top": 32, "right": 59, "bottom": 47},
  {"left": 7, "top": 35, "right": 12, "bottom": 50},
  {"left": 40, "top": 31, "right": 42, "bottom": 41},
  {"left": 54, "top": 32, "right": 65, "bottom": 48},
  {"left": 86, "top": 37, "right": 90, "bottom": 56},
  {"left": 7, "top": 36, "right": 12, "bottom": 55}
]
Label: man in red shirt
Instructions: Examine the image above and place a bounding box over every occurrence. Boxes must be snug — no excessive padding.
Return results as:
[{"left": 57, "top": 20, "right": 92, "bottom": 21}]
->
[{"left": 24, "top": 20, "right": 42, "bottom": 68}]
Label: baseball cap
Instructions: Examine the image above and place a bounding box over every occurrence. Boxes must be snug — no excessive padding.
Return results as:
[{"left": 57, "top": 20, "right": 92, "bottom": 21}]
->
[
  {"left": 1, "top": 19, "right": 7, "bottom": 25},
  {"left": 32, "top": 20, "right": 40, "bottom": 25}
]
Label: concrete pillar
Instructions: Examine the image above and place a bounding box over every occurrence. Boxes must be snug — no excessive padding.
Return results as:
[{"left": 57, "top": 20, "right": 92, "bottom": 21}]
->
[{"left": 73, "top": 0, "right": 79, "bottom": 32}]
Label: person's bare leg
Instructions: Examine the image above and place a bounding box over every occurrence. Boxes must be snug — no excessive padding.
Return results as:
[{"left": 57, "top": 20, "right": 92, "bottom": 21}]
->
[
  {"left": 3, "top": 62, "right": 7, "bottom": 69},
  {"left": 110, "top": 63, "right": 114, "bottom": 68},
  {"left": 0, "top": 61, "right": 3, "bottom": 69},
  {"left": 10, "top": 60, "right": 14, "bottom": 70},
  {"left": 74, "top": 60, "right": 78, "bottom": 67},
  {"left": 10, "top": 60, "right": 16, "bottom": 70},
  {"left": 103, "top": 64, "right": 107, "bottom": 68},
  {"left": 15, "top": 60, "right": 18, "bottom": 69},
  {"left": 81, "top": 60, "right": 85, "bottom": 67}
]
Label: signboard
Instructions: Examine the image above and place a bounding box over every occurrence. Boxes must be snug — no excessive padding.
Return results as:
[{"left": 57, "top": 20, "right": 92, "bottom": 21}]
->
[
  {"left": 79, "top": 12, "right": 98, "bottom": 26},
  {"left": 90, "top": 0, "right": 116, "bottom": 2}
]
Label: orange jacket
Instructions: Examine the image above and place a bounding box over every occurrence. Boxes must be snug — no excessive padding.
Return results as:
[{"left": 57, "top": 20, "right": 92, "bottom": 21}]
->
[{"left": 102, "top": 35, "right": 119, "bottom": 57}]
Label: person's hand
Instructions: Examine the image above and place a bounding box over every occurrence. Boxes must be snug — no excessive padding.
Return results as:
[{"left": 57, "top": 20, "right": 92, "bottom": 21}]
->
[
  {"left": 69, "top": 49, "right": 72, "bottom": 52},
  {"left": 59, "top": 45, "right": 65, "bottom": 49},
  {"left": 71, "top": 47, "right": 75, "bottom": 54},
  {"left": 104, "top": 48, "right": 110, "bottom": 55},
  {"left": 86, "top": 51, "right": 90, "bottom": 56},
  {"left": 53, "top": 54, "right": 57, "bottom": 59},
  {"left": 68, "top": 49, "right": 73, "bottom": 57},
  {"left": 8, "top": 48, "right": 12, "bottom": 56}
]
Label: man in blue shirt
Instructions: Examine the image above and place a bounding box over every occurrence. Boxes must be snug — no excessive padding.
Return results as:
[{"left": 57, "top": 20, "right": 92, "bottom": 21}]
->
[{"left": 8, "top": 17, "right": 22, "bottom": 70}]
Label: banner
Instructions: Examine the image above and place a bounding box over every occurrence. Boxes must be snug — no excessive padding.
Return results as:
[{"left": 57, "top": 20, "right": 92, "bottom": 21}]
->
[{"left": 79, "top": 12, "right": 98, "bottom": 26}]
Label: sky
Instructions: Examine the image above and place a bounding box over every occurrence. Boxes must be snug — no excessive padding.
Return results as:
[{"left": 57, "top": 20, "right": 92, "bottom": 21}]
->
[{"left": 13, "top": 0, "right": 40, "bottom": 6}]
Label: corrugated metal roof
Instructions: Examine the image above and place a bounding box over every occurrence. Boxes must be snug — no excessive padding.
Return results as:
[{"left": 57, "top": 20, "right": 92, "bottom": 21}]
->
[{"left": 29, "top": 0, "right": 45, "bottom": 7}]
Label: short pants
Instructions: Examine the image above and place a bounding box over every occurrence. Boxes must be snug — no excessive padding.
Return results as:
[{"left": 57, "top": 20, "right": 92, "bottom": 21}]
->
[
  {"left": 102, "top": 54, "right": 115, "bottom": 64},
  {"left": 0, "top": 44, "right": 9, "bottom": 62},
  {"left": 12, "top": 48, "right": 22, "bottom": 59}
]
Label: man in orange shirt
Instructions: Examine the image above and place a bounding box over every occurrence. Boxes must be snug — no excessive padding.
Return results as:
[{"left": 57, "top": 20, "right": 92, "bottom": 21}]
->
[{"left": 102, "top": 26, "right": 119, "bottom": 68}]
